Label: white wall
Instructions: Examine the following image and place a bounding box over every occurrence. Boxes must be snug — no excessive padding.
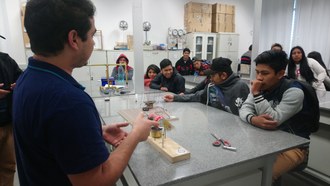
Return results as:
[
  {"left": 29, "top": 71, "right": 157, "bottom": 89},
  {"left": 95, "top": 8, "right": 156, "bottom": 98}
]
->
[
  {"left": 0, "top": 0, "right": 27, "bottom": 64},
  {"left": 4, "top": 0, "right": 254, "bottom": 65},
  {"left": 93, "top": 0, "right": 254, "bottom": 55}
]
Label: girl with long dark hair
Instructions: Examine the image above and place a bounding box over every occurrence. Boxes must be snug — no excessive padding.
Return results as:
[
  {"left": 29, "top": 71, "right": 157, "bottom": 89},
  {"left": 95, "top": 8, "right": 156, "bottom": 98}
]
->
[
  {"left": 144, "top": 64, "right": 160, "bottom": 86},
  {"left": 287, "top": 46, "right": 326, "bottom": 91}
]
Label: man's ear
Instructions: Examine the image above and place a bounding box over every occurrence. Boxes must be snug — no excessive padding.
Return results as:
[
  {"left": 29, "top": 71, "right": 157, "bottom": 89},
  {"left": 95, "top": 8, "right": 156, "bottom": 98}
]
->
[
  {"left": 67, "top": 30, "right": 79, "bottom": 50},
  {"left": 277, "top": 69, "right": 285, "bottom": 79},
  {"left": 221, "top": 72, "right": 228, "bottom": 80}
]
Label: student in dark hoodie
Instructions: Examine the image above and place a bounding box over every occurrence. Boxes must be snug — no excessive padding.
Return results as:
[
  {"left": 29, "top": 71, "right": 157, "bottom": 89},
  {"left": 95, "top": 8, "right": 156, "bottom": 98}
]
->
[
  {"left": 150, "top": 59, "right": 185, "bottom": 94},
  {"left": 175, "top": 48, "right": 194, "bottom": 76},
  {"left": 111, "top": 54, "right": 134, "bottom": 80},
  {"left": 164, "top": 57, "right": 249, "bottom": 115}
]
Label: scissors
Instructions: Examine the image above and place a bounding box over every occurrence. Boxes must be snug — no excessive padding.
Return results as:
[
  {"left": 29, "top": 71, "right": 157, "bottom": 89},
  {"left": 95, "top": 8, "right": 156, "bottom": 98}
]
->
[{"left": 211, "top": 133, "right": 237, "bottom": 151}]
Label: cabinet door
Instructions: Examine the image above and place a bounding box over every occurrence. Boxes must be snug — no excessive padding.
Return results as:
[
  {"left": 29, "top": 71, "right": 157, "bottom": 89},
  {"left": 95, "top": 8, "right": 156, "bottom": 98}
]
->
[
  {"left": 168, "top": 50, "right": 183, "bottom": 64},
  {"left": 195, "top": 35, "right": 203, "bottom": 60},
  {"left": 205, "top": 35, "right": 216, "bottom": 61},
  {"left": 186, "top": 33, "right": 203, "bottom": 60},
  {"left": 217, "top": 51, "right": 239, "bottom": 63},
  {"left": 217, "top": 33, "right": 239, "bottom": 52},
  {"left": 143, "top": 51, "right": 167, "bottom": 71}
]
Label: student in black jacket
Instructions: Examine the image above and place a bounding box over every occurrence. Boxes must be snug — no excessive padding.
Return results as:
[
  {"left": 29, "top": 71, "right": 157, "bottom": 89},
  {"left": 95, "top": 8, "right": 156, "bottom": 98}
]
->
[
  {"left": 175, "top": 48, "right": 194, "bottom": 76},
  {"left": 150, "top": 59, "right": 185, "bottom": 94}
]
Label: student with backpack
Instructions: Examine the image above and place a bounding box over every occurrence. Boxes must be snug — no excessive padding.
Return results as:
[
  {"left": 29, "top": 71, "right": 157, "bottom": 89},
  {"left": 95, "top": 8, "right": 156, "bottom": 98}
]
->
[{"left": 239, "top": 50, "right": 320, "bottom": 183}]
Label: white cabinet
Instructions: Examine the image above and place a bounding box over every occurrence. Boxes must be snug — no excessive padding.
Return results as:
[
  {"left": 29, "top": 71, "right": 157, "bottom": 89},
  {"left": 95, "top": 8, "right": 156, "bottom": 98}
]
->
[
  {"left": 143, "top": 51, "right": 167, "bottom": 71},
  {"left": 216, "top": 33, "right": 239, "bottom": 72},
  {"left": 186, "top": 32, "right": 217, "bottom": 61},
  {"left": 167, "top": 50, "right": 183, "bottom": 64}
]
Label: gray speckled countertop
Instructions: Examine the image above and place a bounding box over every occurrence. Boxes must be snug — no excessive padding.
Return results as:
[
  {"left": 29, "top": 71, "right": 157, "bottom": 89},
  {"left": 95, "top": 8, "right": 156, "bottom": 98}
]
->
[
  {"left": 317, "top": 91, "right": 330, "bottom": 111},
  {"left": 101, "top": 95, "right": 309, "bottom": 186},
  {"left": 79, "top": 80, "right": 162, "bottom": 98},
  {"left": 183, "top": 75, "right": 206, "bottom": 85}
]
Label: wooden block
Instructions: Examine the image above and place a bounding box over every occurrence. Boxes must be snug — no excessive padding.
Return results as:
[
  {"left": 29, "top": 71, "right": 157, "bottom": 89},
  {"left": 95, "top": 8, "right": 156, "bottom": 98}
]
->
[
  {"left": 118, "top": 108, "right": 189, "bottom": 163},
  {"left": 147, "top": 136, "right": 190, "bottom": 163}
]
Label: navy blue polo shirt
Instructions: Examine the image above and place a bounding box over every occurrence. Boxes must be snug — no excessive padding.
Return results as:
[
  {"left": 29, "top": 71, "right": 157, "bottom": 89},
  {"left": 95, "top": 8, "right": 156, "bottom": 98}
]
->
[{"left": 13, "top": 58, "right": 109, "bottom": 185}]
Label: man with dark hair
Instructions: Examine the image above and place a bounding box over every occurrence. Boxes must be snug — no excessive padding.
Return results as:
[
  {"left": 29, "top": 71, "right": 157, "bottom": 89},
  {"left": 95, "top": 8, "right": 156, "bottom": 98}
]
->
[
  {"left": 164, "top": 57, "right": 249, "bottom": 115},
  {"left": 175, "top": 47, "right": 194, "bottom": 75},
  {"left": 271, "top": 43, "right": 283, "bottom": 52},
  {"left": 0, "top": 35, "right": 22, "bottom": 186},
  {"left": 150, "top": 58, "right": 185, "bottom": 94},
  {"left": 13, "top": 0, "right": 158, "bottom": 185},
  {"left": 239, "top": 50, "right": 318, "bottom": 182}
]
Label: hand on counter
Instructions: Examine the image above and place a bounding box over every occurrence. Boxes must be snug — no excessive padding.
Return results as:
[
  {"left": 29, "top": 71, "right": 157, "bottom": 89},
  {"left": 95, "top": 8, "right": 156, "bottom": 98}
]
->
[
  {"left": 163, "top": 94, "right": 174, "bottom": 102},
  {"left": 250, "top": 114, "right": 278, "bottom": 130}
]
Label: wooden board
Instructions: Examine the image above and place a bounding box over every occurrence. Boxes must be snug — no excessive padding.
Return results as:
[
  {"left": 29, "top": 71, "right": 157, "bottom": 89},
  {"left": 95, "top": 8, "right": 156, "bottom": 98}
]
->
[
  {"left": 147, "top": 136, "right": 190, "bottom": 163},
  {"left": 118, "top": 108, "right": 190, "bottom": 163}
]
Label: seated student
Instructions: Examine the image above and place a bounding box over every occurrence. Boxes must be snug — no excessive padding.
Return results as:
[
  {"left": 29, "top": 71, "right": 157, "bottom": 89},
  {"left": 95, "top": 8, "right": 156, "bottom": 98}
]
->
[
  {"left": 237, "top": 44, "right": 252, "bottom": 74},
  {"left": 164, "top": 57, "right": 249, "bottom": 115},
  {"left": 239, "top": 50, "right": 318, "bottom": 182},
  {"left": 271, "top": 43, "right": 283, "bottom": 52},
  {"left": 150, "top": 59, "right": 185, "bottom": 94},
  {"left": 192, "top": 56, "right": 210, "bottom": 76},
  {"left": 144, "top": 64, "right": 160, "bottom": 87},
  {"left": 240, "top": 44, "right": 252, "bottom": 65},
  {"left": 111, "top": 54, "right": 133, "bottom": 80},
  {"left": 307, "top": 51, "right": 330, "bottom": 91},
  {"left": 287, "top": 46, "right": 326, "bottom": 92},
  {"left": 175, "top": 48, "right": 194, "bottom": 76}
]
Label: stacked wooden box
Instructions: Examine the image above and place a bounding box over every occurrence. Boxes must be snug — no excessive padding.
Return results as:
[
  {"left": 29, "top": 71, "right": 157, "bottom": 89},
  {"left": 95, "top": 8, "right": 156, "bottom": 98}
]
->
[
  {"left": 212, "top": 3, "right": 235, "bottom": 32},
  {"left": 184, "top": 2, "right": 212, "bottom": 33}
]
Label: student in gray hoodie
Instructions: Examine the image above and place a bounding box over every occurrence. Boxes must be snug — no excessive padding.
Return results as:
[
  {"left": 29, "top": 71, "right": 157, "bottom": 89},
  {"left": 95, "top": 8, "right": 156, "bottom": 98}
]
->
[{"left": 164, "top": 57, "right": 249, "bottom": 115}]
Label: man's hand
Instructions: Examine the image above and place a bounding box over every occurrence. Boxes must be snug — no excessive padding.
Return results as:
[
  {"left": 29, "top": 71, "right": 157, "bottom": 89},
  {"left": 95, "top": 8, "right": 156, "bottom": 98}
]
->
[
  {"left": 0, "top": 83, "right": 10, "bottom": 99},
  {"left": 160, "top": 87, "right": 168, "bottom": 92},
  {"left": 163, "top": 94, "right": 174, "bottom": 102},
  {"left": 10, "top": 83, "right": 16, "bottom": 90},
  {"left": 251, "top": 114, "right": 278, "bottom": 130},
  {"left": 250, "top": 80, "right": 263, "bottom": 96},
  {"left": 102, "top": 123, "right": 129, "bottom": 147},
  {"left": 130, "top": 112, "right": 159, "bottom": 142}
]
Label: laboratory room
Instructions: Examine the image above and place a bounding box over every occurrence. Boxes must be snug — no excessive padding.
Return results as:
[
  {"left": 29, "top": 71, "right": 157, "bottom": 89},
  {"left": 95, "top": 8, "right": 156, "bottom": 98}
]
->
[{"left": 1, "top": 0, "right": 330, "bottom": 185}]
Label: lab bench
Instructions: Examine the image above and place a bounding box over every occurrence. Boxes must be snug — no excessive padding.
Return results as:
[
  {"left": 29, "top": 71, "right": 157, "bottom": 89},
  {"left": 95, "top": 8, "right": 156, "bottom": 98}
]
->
[{"left": 96, "top": 93, "right": 309, "bottom": 186}]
